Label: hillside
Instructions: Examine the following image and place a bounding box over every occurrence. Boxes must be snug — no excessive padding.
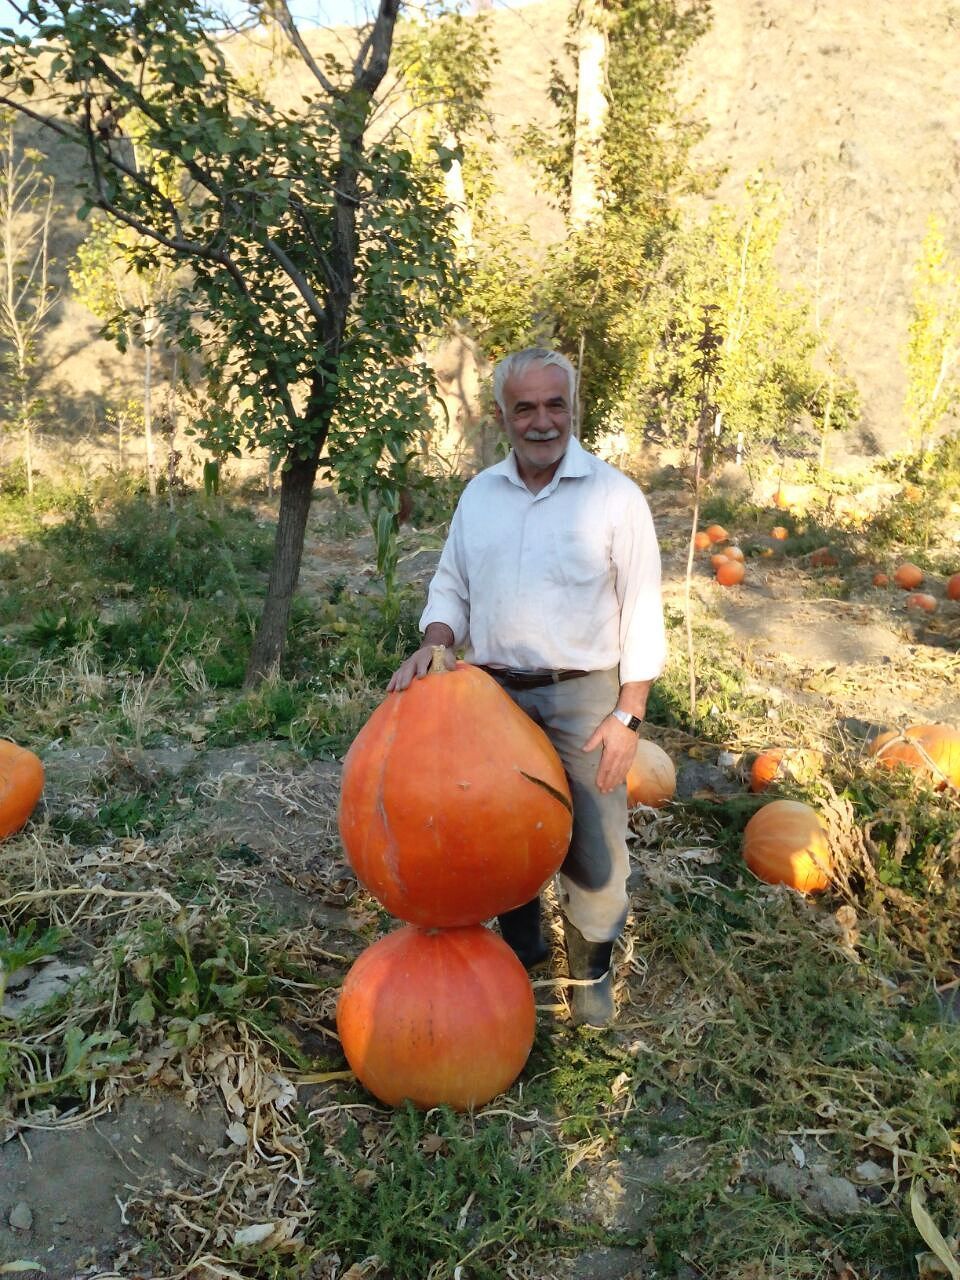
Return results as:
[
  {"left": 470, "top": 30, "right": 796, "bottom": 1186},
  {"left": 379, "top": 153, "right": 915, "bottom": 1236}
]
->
[{"left": 4, "top": 0, "right": 960, "bottom": 477}]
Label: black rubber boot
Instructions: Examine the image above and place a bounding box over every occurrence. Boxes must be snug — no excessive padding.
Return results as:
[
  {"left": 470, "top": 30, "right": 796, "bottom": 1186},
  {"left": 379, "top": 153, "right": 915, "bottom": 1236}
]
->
[
  {"left": 497, "top": 897, "right": 549, "bottom": 970},
  {"left": 563, "top": 918, "right": 615, "bottom": 1028}
]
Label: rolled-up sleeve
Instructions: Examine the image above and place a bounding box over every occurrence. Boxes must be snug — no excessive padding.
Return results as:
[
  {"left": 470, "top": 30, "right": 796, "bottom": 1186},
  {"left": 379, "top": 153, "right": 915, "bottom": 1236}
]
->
[
  {"left": 614, "top": 492, "right": 667, "bottom": 684},
  {"left": 420, "top": 503, "right": 471, "bottom": 647}
]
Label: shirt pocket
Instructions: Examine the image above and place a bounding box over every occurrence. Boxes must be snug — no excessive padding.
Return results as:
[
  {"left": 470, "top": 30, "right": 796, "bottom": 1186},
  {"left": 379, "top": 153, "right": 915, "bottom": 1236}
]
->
[{"left": 546, "top": 525, "right": 612, "bottom": 589}]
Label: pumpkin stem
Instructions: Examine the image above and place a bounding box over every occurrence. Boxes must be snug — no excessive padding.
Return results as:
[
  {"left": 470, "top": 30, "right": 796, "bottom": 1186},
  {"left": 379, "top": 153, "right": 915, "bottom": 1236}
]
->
[{"left": 429, "top": 645, "right": 448, "bottom": 674}]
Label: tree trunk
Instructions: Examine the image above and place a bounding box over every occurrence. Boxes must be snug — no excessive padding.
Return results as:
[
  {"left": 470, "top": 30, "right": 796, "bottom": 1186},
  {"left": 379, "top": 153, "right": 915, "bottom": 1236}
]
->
[
  {"left": 570, "top": 0, "right": 607, "bottom": 231},
  {"left": 143, "top": 325, "right": 157, "bottom": 499},
  {"left": 441, "top": 129, "right": 474, "bottom": 253},
  {"left": 244, "top": 449, "right": 320, "bottom": 685}
]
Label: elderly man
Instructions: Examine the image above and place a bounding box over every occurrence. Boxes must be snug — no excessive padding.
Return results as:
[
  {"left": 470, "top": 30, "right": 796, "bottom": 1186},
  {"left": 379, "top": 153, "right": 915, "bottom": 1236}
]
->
[{"left": 388, "top": 347, "right": 666, "bottom": 1027}]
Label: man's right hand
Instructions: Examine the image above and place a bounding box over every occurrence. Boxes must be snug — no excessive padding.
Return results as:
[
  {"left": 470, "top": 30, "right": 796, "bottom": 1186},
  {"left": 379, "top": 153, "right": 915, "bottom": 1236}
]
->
[{"left": 387, "top": 643, "right": 456, "bottom": 692}]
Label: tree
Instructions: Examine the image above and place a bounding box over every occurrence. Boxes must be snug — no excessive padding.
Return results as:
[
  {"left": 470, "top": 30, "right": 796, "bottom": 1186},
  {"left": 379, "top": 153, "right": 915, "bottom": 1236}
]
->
[
  {"left": 0, "top": 0, "right": 459, "bottom": 683},
  {"left": 514, "top": 0, "right": 713, "bottom": 440},
  {"left": 569, "top": 0, "right": 607, "bottom": 231},
  {"left": 905, "top": 214, "right": 960, "bottom": 461},
  {"left": 0, "top": 112, "right": 57, "bottom": 494},
  {"left": 69, "top": 210, "right": 176, "bottom": 499},
  {"left": 395, "top": 5, "right": 497, "bottom": 255}
]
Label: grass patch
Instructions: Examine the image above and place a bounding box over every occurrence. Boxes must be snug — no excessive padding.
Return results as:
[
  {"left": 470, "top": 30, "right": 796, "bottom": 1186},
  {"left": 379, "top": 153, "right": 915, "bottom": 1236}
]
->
[{"left": 306, "top": 1103, "right": 580, "bottom": 1279}]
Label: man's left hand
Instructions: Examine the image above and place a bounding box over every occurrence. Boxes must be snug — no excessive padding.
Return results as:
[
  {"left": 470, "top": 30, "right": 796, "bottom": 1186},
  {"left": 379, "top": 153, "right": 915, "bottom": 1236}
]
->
[{"left": 581, "top": 716, "right": 638, "bottom": 794}]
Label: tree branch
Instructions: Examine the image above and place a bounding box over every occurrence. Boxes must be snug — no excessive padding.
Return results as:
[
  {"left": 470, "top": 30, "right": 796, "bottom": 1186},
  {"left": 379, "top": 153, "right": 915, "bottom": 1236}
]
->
[{"left": 273, "top": 0, "right": 340, "bottom": 98}]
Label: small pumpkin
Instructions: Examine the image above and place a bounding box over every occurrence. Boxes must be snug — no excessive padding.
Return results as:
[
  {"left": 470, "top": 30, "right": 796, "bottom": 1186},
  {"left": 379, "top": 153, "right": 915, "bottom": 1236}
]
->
[
  {"left": 749, "top": 747, "right": 824, "bottom": 794},
  {"left": 694, "top": 531, "right": 712, "bottom": 551},
  {"left": 626, "top": 739, "right": 676, "bottom": 809},
  {"left": 742, "top": 799, "right": 833, "bottom": 893},
  {"left": 872, "top": 571, "right": 889, "bottom": 588},
  {"left": 905, "top": 592, "right": 938, "bottom": 614},
  {"left": 809, "top": 547, "right": 838, "bottom": 569},
  {"left": 338, "top": 652, "right": 573, "bottom": 927},
  {"left": 869, "top": 723, "right": 960, "bottom": 790},
  {"left": 716, "top": 558, "right": 745, "bottom": 587},
  {"left": 771, "top": 526, "right": 789, "bottom": 541},
  {"left": 336, "top": 924, "right": 536, "bottom": 1111},
  {"left": 946, "top": 573, "right": 960, "bottom": 601},
  {"left": 0, "top": 741, "right": 45, "bottom": 841},
  {"left": 773, "top": 489, "right": 790, "bottom": 510},
  {"left": 749, "top": 748, "right": 786, "bottom": 793},
  {"left": 725, "top": 545, "right": 745, "bottom": 562},
  {"left": 706, "top": 524, "right": 729, "bottom": 544},
  {"left": 710, "top": 552, "right": 730, "bottom": 570},
  {"left": 893, "top": 562, "right": 923, "bottom": 590}
]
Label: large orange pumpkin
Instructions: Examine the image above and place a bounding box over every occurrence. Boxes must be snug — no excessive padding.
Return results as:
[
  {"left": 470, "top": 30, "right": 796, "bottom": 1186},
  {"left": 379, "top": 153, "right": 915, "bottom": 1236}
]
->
[
  {"left": 626, "top": 740, "right": 676, "bottom": 809},
  {"left": 706, "top": 524, "right": 728, "bottom": 544},
  {"left": 0, "top": 741, "right": 45, "bottom": 840},
  {"left": 338, "top": 656, "right": 573, "bottom": 927},
  {"left": 337, "top": 925, "right": 536, "bottom": 1110},
  {"left": 868, "top": 723, "right": 960, "bottom": 790},
  {"left": 742, "top": 799, "right": 833, "bottom": 893},
  {"left": 893, "top": 562, "right": 923, "bottom": 590},
  {"left": 716, "top": 559, "right": 745, "bottom": 587},
  {"left": 905, "top": 592, "right": 938, "bottom": 614}
]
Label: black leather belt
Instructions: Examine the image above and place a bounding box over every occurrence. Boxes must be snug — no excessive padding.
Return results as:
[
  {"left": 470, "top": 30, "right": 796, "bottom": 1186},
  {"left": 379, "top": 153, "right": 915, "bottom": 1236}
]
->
[{"left": 478, "top": 666, "right": 591, "bottom": 690}]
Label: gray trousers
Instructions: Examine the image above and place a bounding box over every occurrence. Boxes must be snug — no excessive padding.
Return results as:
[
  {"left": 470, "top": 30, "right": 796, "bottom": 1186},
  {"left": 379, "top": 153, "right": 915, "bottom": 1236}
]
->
[{"left": 499, "top": 667, "right": 630, "bottom": 944}]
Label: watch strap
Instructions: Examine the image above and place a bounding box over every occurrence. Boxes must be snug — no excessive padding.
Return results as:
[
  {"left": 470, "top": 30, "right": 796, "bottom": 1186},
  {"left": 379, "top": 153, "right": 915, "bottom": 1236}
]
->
[{"left": 611, "top": 708, "right": 642, "bottom": 732}]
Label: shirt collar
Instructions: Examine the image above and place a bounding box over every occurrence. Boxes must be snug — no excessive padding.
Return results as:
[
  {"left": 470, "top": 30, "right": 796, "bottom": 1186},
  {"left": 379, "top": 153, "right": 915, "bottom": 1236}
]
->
[{"left": 492, "top": 436, "right": 592, "bottom": 493}]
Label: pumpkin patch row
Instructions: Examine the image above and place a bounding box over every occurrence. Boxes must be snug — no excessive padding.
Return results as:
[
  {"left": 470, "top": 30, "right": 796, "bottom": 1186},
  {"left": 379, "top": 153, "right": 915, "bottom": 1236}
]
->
[
  {"left": 335, "top": 651, "right": 573, "bottom": 1110},
  {"left": 743, "top": 722, "right": 960, "bottom": 891}
]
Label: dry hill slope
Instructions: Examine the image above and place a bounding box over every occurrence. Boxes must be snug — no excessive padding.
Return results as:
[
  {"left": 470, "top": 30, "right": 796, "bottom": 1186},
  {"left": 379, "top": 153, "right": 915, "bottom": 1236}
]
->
[{"left": 7, "top": 0, "right": 960, "bottom": 474}]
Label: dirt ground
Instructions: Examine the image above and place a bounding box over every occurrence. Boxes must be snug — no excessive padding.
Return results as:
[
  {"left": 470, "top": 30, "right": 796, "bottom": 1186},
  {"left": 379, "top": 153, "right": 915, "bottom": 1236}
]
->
[{"left": 2, "top": 493, "right": 959, "bottom": 1279}]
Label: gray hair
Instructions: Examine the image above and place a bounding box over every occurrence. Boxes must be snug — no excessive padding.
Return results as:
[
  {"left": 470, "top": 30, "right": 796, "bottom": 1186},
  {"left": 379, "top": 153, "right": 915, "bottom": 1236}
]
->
[{"left": 493, "top": 347, "right": 577, "bottom": 413}]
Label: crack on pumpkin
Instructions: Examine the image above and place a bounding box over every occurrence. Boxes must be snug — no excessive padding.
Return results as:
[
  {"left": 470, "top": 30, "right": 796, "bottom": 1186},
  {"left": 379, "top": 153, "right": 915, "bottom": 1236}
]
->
[{"left": 518, "top": 770, "right": 573, "bottom": 815}]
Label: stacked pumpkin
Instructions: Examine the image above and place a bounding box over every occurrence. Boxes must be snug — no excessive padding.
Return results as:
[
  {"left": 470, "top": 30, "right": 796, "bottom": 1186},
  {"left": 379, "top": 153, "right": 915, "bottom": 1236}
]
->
[
  {"left": 336, "top": 650, "right": 573, "bottom": 1110},
  {"left": 0, "top": 741, "right": 44, "bottom": 841}
]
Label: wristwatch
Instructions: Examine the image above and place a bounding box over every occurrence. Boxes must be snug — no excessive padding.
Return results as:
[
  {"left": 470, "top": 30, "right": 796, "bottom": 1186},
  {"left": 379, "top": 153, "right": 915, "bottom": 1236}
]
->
[{"left": 611, "top": 708, "right": 643, "bottom": 732}]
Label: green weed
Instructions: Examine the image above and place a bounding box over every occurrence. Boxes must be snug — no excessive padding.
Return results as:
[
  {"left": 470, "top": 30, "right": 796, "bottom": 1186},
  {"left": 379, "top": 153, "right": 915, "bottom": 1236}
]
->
[{"left": 306, "top": 1104, "right": 577, "bottom": 1280}]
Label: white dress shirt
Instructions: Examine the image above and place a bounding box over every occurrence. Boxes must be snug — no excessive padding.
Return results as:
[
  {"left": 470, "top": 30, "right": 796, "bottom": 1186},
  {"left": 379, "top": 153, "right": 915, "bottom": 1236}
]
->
[{"left": 420, "top": 438, "right": 666, "bottom": 683}]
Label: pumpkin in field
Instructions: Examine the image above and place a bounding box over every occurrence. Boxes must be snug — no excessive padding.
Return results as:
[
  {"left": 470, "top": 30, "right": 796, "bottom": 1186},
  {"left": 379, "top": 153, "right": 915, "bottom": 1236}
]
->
[
  {"left": 749, "top": 747, "right": 824, "bottom": 793},
  {"left": 694, "top": 531, "right": 712, "bottom": 551},
  {"left": 869, "top": 723, "right": 960, "bottom": 790},
  {"left": 338, "top": 653, "right": 573, "bottom": 927},
  {"left": 0, "top": 741, "right": 45, "bottom": 841},
  {"left": 771, "top": 526, "right": 789, "bottom": 541},
  {"left": 905, "top": 592, "right": 938, "bottom": 614},
  {"left": 725, "top": 545, "right": 745, "bottom": 562},
  {"left": 810, "top": 547, "right": 838, "bottom": 569},
  {"left": 716, "top": 558, "right": 745, "bottom": 587},
  {"left": 337, "top": 924, "right": 536, "bottom": 1110},
  {"left": 946, "top": 573, "right": 960, "bottom": 601},
  {"left": 706, "top": 524, "right": 728, "bottom": 544},
  {"left": 773, "top": 489, "right": 790, "bottom": 510},
  {"left": 711, "top": 552, "right": 730, "bottom": 570},
  {"left": 872, "top": 571, "right": 889, "bottom": 587},
  {"left": 893, "top": 562, "right": 923, "bottom": 590},
  {"left": 749, "top": 748, "right": 786, "bottom": 793},
  {"left": 742, "top": 799, "right": 833, "bottom": 893},
  {"left": 626, "top": 739, "right": 676, "bottom": 809}
]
